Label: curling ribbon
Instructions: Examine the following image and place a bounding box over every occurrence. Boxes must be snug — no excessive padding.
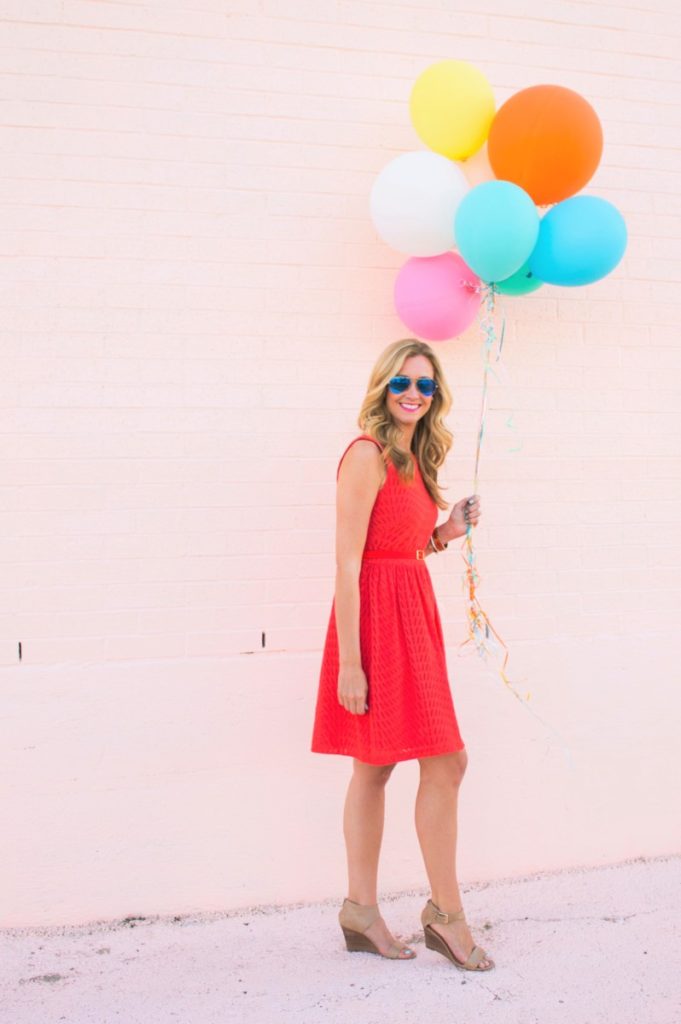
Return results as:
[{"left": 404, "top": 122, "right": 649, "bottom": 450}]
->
[{"left": 456, "top": 283, "right": 575, "bottom": 770}]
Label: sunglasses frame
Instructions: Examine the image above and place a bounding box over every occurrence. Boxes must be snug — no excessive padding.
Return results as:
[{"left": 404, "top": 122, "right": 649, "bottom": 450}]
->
[{"left": 387, "top": 375, "right": 439, "bottom": 398}]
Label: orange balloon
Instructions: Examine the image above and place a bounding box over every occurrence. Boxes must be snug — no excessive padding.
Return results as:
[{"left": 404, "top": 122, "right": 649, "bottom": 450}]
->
[{"left": 487, "top": 85, "right": 603, "bottom": 205}]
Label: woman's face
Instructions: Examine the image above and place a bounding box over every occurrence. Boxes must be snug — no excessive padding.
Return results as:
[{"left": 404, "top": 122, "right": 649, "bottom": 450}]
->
[{"left": 385, "top": 353, "right": 436, "bottom": 431}]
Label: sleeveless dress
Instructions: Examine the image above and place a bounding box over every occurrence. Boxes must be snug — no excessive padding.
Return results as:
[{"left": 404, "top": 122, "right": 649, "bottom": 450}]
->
[{"left": 310, "top": 434, "right": 465, "bottom": 765}]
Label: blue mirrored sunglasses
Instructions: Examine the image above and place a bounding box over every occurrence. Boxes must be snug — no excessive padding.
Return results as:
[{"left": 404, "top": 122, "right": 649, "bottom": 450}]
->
[{"left": 387, "top": 375, "right": 438, "bottom": 398}]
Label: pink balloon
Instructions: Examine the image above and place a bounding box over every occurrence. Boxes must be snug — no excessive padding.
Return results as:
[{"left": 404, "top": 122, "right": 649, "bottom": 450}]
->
[
  {"left": 462, "top": 142, "right": 495, "bottom": 188},
  {"left": 394, "top": 252, "right": 481, "bottom": 341}
]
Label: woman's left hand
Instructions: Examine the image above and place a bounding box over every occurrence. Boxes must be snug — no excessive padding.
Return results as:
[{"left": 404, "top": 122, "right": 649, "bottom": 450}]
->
[{"left": 448, "top": 494, "right": 481, "bottom": 538}]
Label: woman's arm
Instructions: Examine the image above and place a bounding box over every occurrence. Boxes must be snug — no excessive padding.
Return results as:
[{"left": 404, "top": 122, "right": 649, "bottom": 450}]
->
[{"left": 334, "top": 441, "right": 384, "bottom": 667}]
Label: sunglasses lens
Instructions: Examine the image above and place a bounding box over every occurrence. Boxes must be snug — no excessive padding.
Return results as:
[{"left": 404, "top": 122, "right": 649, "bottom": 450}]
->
[
  {"left": 417, "top": 378, "right": 437, "bottom": 397},
  {"left": 388, "top": 376, "right": 410, "bottom": 394}
]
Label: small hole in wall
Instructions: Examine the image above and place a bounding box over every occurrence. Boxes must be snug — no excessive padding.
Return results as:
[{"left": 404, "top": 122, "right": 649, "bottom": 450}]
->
[
  {"left": 18, "top": 641, "right": 22, "bottom": 661},
  {"left": 261, "top": 632, "right": 266, "bottom": 648}
]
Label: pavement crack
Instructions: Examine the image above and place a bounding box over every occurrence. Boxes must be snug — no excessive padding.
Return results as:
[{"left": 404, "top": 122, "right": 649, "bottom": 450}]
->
[{"left": 19, "top": 973, "right": 67, "bottom": 985}]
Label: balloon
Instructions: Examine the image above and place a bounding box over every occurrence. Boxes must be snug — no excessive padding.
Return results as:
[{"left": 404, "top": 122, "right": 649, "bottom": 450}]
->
[
  {"left": 528, "top": 195, "right": 627, "bottom": 286},
  {"left": 394, "top": 253, "right": 481, "bottom": 341},
  {"left": 370, "top": 151, "right": 470, "bottom": 256},
  {"left": 410, "top": 60, "right": 495, "bottom": 161},
  {"left": 454, "top": 180, "right": 539, "bottom": 283},
  {"left": 495, "top": 260, "right": 544, "bottom": 296},
  {"left": 462, "top": 142, "right": 495, "bottom": 188},
  {"left": 488, "top": 85, "right": 603, "bottom": 205}
]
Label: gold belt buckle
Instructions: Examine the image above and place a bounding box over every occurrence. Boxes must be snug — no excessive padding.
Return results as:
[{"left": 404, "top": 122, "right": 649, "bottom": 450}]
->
[{"left": 416, "top": 548, "right": 425, "bottom": 560}]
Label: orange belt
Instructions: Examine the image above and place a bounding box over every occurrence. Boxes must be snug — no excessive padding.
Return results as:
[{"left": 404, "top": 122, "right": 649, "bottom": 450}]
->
[{"left": 362, "top": 549, "right": 426, "bottom": 561}]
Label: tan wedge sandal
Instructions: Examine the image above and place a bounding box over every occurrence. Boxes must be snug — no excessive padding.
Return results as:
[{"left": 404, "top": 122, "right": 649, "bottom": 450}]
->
[
  {"left": 339, "top": 898, "right": 416, "bottom": 959},
  {"left": 422, "top": 898, "right": 495, "bottom": 971}
]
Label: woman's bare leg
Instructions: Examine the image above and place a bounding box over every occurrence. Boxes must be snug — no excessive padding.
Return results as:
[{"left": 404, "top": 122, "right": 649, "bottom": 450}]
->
[
  {"left": 415, "top": 749, "right": 492, "bottom": 968},
  {"left": 342, "top": 758, "right": 414, "bottom": 957}
]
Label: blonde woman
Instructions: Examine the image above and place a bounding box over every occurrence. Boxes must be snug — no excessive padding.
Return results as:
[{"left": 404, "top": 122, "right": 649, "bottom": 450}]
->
[{"left": 311, "top": 338, "right": 494, "bottom": 972}]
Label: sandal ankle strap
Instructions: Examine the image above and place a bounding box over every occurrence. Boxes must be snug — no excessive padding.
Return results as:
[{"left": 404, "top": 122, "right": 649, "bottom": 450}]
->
[{"left": 425, "top": 898, "right": 466, "bottom": 924}]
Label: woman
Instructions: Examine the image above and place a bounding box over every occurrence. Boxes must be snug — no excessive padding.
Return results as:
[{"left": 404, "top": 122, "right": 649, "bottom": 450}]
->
[{"left": 310, "top": 338, "right": 495, "bottom": 972}]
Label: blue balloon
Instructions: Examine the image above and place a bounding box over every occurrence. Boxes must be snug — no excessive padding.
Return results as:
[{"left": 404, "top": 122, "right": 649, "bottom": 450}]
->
[
  {"left": 528, "top": 195, "right": 627, "bottom": 286},
  {"left": 454, "top": 180, "right": 539, "bottom": 283}
]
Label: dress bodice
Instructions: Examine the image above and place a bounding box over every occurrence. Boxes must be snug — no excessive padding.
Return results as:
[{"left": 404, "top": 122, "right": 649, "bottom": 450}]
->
[{"left": 336, "top": 435, "right": 438, "bottom": 553}]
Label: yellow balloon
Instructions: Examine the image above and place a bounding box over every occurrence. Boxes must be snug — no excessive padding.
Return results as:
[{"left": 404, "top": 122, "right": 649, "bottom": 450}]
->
[{"left": 410, "top": 60, "right": 495, "bottom": 161}]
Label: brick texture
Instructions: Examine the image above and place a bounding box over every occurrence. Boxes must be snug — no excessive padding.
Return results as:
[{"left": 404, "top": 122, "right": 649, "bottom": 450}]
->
[
  {"left": 2, "top": 4, "right": 679, "bottom": 666},
  {"left": 1, "top": 1, "right": 681, "bottom": 925}
]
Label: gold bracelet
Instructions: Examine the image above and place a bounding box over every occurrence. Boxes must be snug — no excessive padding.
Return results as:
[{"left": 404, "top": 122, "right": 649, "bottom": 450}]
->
[{"left": 432, "top": 526, "right": 448, "bottom": 552}]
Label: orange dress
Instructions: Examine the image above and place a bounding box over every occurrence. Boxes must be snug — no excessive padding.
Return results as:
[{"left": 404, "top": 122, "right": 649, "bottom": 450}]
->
[{"left": 310, "top": 434, "right": 465, "bottom": 765}]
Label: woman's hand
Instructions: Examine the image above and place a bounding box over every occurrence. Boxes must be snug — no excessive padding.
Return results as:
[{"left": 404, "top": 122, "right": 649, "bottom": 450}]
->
[
  {"left": 447, "top": 494, "right": 481, "bottom": 539},
  {"left": 338, "top": 664, "right": 369, "bottom": 715}
]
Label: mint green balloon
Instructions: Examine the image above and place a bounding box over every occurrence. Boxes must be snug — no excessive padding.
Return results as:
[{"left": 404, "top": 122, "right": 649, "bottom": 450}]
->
[
  {"left": 454, "top": 180, "right": 540, "bottom": 283},
  {"left": 496, "top": 260, "right": 544, "bottom": 296}
]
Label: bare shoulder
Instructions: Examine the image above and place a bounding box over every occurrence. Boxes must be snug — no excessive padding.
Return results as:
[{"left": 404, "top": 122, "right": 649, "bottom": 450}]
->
[
  {"left": 338, "top": 438, "right": 386, "bottom": 489},
  {"left": 345, "top": 438, "right": 383, "bottom": 464}
]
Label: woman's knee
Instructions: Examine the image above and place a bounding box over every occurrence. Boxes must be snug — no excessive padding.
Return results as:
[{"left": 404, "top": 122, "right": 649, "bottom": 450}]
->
[
  {"left": 418, "top": 748, "right": 468, "bottom": 787},
  {"left": 352, "top": 759, "right": 397, "bottom": 785}
]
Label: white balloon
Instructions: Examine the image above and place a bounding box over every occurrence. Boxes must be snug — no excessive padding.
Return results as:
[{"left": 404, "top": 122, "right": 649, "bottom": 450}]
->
[{"left": 370, "top": 151, "right": 470, "bottom": 256}]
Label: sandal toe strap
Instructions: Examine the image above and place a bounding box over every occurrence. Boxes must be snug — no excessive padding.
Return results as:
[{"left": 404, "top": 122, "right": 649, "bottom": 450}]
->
[{"left": 463, "top": 944, "right": 487, "bottom": 969}]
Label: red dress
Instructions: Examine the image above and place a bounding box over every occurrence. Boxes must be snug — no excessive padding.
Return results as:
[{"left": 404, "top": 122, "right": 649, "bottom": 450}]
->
[{"left": 310, "top": 434, "right": 465, "bottom": 765}]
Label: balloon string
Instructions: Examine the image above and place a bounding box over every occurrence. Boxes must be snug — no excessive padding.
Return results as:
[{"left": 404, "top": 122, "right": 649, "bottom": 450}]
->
[{"left": 456, "top": 284, "right": 575, "bottom": 771}]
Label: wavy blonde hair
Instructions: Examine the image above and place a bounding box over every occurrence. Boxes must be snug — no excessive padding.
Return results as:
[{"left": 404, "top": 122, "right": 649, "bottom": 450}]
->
[{"left": 357, "top": 338, "right": 454, "bottom": 510}]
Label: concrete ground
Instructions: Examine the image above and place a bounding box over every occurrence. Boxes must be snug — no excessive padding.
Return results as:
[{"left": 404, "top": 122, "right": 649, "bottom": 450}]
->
[{"left": 2, "top": 854, "right": 680, "bottom": 1024}]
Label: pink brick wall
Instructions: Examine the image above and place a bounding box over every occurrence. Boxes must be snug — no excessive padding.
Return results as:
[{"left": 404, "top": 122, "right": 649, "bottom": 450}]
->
[{"left": 2, "top": 1, "right": 680, "bottom": 925}]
